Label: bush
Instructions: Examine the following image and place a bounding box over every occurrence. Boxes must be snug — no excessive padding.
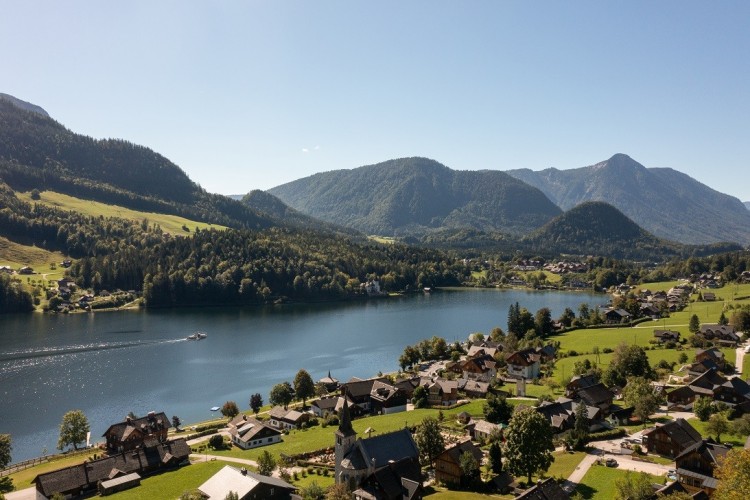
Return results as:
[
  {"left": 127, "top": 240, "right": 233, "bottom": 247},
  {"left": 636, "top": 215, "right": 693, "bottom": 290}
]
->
[
  {"left": 208, "top": 434, "right": 224, "bottom": 449},
  {"left": 602, "top": 347, "right": 613, "bottom": 354}
]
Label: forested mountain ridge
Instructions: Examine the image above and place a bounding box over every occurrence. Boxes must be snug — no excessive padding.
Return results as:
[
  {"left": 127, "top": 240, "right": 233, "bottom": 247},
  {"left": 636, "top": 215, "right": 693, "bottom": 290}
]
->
[
  {"left": 0, "top": 98, "right": 274, "bottom": 230},
  {"left": 744, "top": 201, "right": 750, "bottom": 211},
  {"left": 267, "top": 157, "right": 562, "bottom": 237},
  {"left": 507, "top": 154, "right": 750, "bottom": 245},
  {"left": 521, "top": 201, "right": 741, "bottom": 260},
  {"left": 0, "top": 93, "right": 49, "bottom": 117}
]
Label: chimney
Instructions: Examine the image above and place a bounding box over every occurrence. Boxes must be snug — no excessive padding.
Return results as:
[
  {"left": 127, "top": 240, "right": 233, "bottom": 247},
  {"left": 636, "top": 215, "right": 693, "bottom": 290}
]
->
[{"left": 240, "top": 467, "right": 248, "bottom": 475}]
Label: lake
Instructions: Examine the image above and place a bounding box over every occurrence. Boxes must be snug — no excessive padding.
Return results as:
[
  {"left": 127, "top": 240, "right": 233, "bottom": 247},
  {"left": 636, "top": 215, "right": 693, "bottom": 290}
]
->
[{"left": 0, "top": 287, "right": 603, "bottom": 462}]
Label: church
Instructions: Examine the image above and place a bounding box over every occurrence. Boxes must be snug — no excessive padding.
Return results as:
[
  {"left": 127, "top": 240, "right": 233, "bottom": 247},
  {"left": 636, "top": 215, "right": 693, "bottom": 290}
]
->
[{"left": 334, "top": 401, "right": 423, "bottom": 499}]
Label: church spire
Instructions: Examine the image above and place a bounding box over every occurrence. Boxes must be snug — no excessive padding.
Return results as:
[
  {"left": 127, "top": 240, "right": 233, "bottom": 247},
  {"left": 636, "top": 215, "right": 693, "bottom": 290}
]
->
[{"left": 338, "top": 398, "right": 356, "bottom": 437}]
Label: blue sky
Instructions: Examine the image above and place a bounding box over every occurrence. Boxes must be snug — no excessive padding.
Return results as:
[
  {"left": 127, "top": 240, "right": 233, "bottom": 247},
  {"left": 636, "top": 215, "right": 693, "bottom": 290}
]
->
[{"left": 2, "top": 1, "right": 748, "bottom": 201}]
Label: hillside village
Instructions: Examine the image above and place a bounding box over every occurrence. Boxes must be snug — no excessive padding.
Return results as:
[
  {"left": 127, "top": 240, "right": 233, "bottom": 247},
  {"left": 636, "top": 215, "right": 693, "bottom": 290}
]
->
[{"left": 8, "top": 279, "right": 750, "bottom": 500}]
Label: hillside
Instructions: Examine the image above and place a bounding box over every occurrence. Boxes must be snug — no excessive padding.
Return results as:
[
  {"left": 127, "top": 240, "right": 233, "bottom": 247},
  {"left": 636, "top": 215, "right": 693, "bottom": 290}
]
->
[
  {"left": 521, "top": 201, "right": 741, "bottom": 260},
  {"left": 507, "top": 154, "right": 750, "bottom": 245},
  {"left": 0, "top": 96, "right": 273, "bottom": 230},
  {"left": 0, "top": 92, "right": 49, "bottom": 117},
  {"left": 241, "top": 190, "right": 359, "bottom": 236},
  {"left": 745, "top": 201, "right": 750, "bottom": 211},
  {"left": 268, "top": 157, "right": 562, "bottom": 237}
]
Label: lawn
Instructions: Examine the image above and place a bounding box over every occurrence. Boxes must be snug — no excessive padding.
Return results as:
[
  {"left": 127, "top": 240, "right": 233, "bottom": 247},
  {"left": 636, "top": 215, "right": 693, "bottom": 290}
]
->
[
  {"left": 546, "top": 451, "right": 587, "bottom": 480},
  {"left": 425, "top": 486, "right": 511, "bottom": 499},
  {"left": 288, "top": 472, "right": 335, "bottom": 490},
  {"left": 575, "top": 465, "right": 662, "bottom": 499},
  {"left": 16, "top": 190, "right": 228, "bottom": 236},
  {"left": 0, "top": 236, "right": 68, "bottom": 282},
  {"left": 7, "top": 449, "right": 100, "bottom": 490},
  {"left": 107, "top": 460, "right": 228, "bottom": 499},
  {"left": 192, "top": 401, "right": 488, "bottom": 461},
  {"left": 687, "top": 417, "right": 747, "bottom": 448}
]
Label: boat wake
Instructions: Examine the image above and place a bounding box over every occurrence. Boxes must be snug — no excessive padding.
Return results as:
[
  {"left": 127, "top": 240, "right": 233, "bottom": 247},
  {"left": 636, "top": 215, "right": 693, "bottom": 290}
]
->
[{"left": 0, "top": 338, "right": 184, "bottom": 363}]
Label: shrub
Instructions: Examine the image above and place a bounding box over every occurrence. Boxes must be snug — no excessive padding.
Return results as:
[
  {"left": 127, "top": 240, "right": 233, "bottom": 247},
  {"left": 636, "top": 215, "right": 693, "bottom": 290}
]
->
[{"left": 208, "top": 434, "right": 224, "bottom": 449}]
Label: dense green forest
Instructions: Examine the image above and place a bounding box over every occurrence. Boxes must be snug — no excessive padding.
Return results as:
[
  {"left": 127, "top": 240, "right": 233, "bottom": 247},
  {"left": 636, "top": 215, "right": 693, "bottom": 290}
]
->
[{"left": 0, "top": 100, "right": 273, "bottom": 230}]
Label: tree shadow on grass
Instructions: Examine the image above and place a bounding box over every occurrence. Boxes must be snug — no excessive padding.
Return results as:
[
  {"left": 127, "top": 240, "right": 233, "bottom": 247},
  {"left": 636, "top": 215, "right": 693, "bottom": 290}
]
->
[{"left": 575, "top": 483, "right": 597, "bottom": 499}]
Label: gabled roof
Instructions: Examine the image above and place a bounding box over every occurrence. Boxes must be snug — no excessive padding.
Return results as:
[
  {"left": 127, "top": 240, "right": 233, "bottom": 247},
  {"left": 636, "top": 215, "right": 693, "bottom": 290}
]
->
[
  {"left": 675, "top": 439, "right": 731, "bottom": 466},
  {"left": 516, "top": 477, "right": 570, "bottom": 499},
  {"left": 102, "top": 412, "right": 170, "bottom": 439},
  {"left": 342, "top": 377, "right": 390, "bottom": 398},
  {"left": 577, "top": 383, "right": 614, "bottom": 406},
  {"left": 506, "top": 348, "right": 540, "bottom": 367},
  {"left": 353, "top": 457, "right": 422, "bottom": 500},
  {"left": 198, "top": 465, "right": 296, "bottom": 499},
  {"left": 568, "top": 374, "right": 599, "bottom": 390},
  {"left": 436, "top": 440, "right": 483, "bottom": 465},
  {"left": 342, "top": 428, "right": 419, "bottom": 471},
  {"left": 644, "top": 418, "right": 702, "bottom": 449}
]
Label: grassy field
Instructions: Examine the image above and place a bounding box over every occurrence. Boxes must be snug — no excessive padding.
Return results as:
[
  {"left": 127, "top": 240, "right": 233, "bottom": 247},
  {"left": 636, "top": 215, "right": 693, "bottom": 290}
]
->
[
  {"left": 16, "top": 190, "right": 228, "bottom": 236},
  {"left": 426, "top": 486, "right": 511, "bottom": 499},
  {"left": 107, "top": 460, "right": 228, "bottom": 499},
  {"left": 8, "top": 449, "right": 100, "bottom": 489},
  {"left": 546, "top": 450, "right": 587, "bottom": 480},
  {"left": 575, "top": 466, "right": 662, "bottom": 499},
  {"left": 687, "top": 417, "right": 747, "bottom": 448},
  {"left": 0, "top": 236, "right": 68, "bottom": 282}
]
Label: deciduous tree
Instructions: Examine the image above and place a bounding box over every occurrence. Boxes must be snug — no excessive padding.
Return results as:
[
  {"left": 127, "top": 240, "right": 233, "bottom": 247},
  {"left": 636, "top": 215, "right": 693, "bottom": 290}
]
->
[
  {"left": 270, "top": 382, "right": 294, "bottom": 409},
  {"left": 294, "top": 369, "right": 315, "bottom": 407},
  {"left": 221, "top": 401, "right": 239, "bottom": 419},
  {"left": 257, "top": 450, "right": 277, "bottom": 476},
  {"left": 503, "top": 406, "right": 554, "bottom": 484},
  {"left": 57, "top": 410, "right": 90, "bottom": 451},
  {"left": 415, "top": 417, "right": 445, "bottom": 468},
  {"left": 715, "top": 447, "right": 750, "bottom": 499},
  {"left": 707, "top": 412, "right": 730, "bottom": 442},
  {"left": 249, "top": 393, "right": 263, "bottom": 415},
  {"left": 622, "top": 376, "right": 662, "bottom": 425},
  {"left": 614, "top": 471, "right": 654, "bottom": 500},
  {"left": 484, "top": 394, "right": 513, "bottom": 424}
]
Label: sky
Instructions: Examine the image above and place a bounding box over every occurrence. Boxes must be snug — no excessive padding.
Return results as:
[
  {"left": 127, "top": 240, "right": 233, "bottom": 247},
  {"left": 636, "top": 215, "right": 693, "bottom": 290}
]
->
[{"left": 2, "top": 1, "right": 749, "bottom": 201}]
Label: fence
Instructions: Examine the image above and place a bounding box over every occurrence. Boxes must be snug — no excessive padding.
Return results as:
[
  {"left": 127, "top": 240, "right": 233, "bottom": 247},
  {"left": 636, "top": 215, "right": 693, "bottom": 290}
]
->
[{"left": 0, "top": 447, "right": 94, "bottom": 477}]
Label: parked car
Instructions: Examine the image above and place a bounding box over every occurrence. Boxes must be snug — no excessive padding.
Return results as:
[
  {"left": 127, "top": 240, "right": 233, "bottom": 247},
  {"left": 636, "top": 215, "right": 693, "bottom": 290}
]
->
[{"left": 605, "top": 458, "right": 618, "bottom": 467}]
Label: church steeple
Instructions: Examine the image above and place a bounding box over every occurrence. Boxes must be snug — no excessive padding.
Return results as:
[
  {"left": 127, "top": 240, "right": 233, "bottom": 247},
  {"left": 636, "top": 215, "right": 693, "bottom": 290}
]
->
[
  {"left": 334, "top": 397, "right": 357, "bottom": 484},
  {"left": 337, "top": 398, "right": 356, "bottom": 438}
]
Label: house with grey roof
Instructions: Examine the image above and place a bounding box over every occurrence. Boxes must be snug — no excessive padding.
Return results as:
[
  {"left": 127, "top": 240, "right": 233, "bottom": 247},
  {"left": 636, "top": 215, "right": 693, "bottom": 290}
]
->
[
  {"left": 352, "top": 457, "right": 423, "bottom": 500},
  {"left": 674, "top": 440, "right": 731, "bottom": 497},
  {"left": 229, "top": 417, "right": 282, "bottom": 450},
  {"left": 102, "top": 411, "right": 170, "bottom": 454},
  {"left": 643, "top": 418, "right": 702, "bottom": 457},
  {"left": 268, "top": 406, "right": 310, "bottom": 430}
]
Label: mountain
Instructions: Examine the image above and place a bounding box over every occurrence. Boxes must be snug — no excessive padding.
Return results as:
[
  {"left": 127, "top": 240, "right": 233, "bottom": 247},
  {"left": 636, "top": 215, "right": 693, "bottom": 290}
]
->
[
  {"left": 522, "top": 201, "right": 741, "bottom": 260},
  {"left": 241, "top": 190, "right": 359, "bottom": 236},
  {"left": 745, "top": 201, "right": 750, "bottom": 211},
  {"left": 0, "top": 97, "right": 273, "bottom": 229},
  {"left": 507, "top": 154, "right": 750, "bottom": 245},
  {"left": 268, "top": 157, "right": 562, "bottom": 237},
  {"left": 0, "top": 93, "right": 49, "bottom": 117}
]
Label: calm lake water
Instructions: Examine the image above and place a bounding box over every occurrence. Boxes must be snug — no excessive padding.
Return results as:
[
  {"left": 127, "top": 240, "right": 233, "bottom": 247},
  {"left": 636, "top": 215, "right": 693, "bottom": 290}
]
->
[{"left": 0, "top": 288, "right": 602, "bottom": 462}]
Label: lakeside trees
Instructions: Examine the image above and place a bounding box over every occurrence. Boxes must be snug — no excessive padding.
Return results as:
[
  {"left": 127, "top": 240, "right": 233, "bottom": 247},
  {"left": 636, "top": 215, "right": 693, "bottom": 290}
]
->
[
  {"left": 270, "top": 382, "right": 295, "bottom": 409},
  {"left": 293, "top": 370, "right": 315, "bottom": 408},
  {"left": 220, "top": 401, "right": 239, "bottom": 419},
  {"left": 57, "top": 410, "right": 89, "bottom": 451},
  {"left": 249, "top": 393, "right": 263, "bottom": 415}
]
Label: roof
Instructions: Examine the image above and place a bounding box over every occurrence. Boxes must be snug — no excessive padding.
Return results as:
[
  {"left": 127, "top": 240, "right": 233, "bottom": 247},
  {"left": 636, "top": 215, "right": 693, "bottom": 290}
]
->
[
  {"left": 234, "top": 421, "right": 281, "bottom": 443},
  {"left": 675, "top": 439, "right": 731, "bottom": 466},
  {"left": 437, "top": 440, "right": 483, "bottom": 465},
  {"left": 102, "top": 411, "right": 170, "bottom": 440},
  {"left": 353, "top": 457, "right": 422, "bottom": 500},
  {"left": 470, "top": 419, "right": 501, "bottom": 436},
  {"left": 516, "top": 478, "right": 570, "bottom": 499},
  {"left": 34, "top": 439, "right": 190, "bottom": 497},
  {"left": 568, "top": 374, "right": 599, "bottom": 390},
  {"left": 676, "top": 468, "right": 719, "bottom": 490},
  {"left": 342, "top": 428, "right": 419, "bottom": 471},
  {"left": 577, "top": 383, "right": 613, "bottom": 406},
  {"left": 342, "top": 377, "right": 390, "bottom": 398},
  {"left": 644, "top": 418, "right": 702, "bottom": 449},
  {"left": 197, "top": 465, "right": 296, "bottom": 499},
  {"left": 506, "top": 348, "right": 540, "bottom": 367}
]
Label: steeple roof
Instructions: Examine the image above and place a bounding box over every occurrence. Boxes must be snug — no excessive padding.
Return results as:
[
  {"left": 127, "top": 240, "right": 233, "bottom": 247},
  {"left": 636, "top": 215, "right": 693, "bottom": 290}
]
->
[{"left": 337, "top": 399, "right": 356, "bottom": 437}]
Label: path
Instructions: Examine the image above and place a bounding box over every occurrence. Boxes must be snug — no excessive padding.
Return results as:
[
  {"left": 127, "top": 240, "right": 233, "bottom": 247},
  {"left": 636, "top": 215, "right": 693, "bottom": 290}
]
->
[
  {"left": 191, "top": 454, "right": 305, "bottom": 479},
  {"left": 735, "top": 345, "right": 746, "bottom": 377},
  {"left": 4, "top": 488, "right": 36, "bottom": 500}
]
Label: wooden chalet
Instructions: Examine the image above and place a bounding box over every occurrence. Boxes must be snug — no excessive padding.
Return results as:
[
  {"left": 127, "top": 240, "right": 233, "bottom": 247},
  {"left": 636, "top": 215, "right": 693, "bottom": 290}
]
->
[
  {"left": 675, "top": 440, "right": 731, "bottom": 496},
  {"left": 352, "top": 457, "right": 423, "bottom": 500},
  {"left": 643, "top": 418, "right": 702, "bottom": 457},
  {"left": 268, "top": 406, "right": 310, "bottom": 430},
  {"left": 653, "top": 329, "right": 680, "bottom": 343},
  {"left": 699, "top": 324, "right": 740, "bottom": 346},
  {"left": 505, "top": 348, "right": 540, "bottom": 380},
  {"left": 102, "top": 411, "right": 170, "bottom": 454},
  {"left": 370, "top": 380, "right": 407, "bottom": 415},
  {"left": 434, "top": 440, "right": 483, "bottom": 486},
  {"left": 426, "top": 378, "right": 458, "bottom": 407}
]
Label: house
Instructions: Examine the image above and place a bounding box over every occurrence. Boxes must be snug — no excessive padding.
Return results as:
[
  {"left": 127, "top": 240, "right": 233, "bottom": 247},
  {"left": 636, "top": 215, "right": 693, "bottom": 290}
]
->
[
  {"left": 505, "top": 349, "right": 541, "bottom": 380},
  {"left": 459, "top": 379, "right": 490, "bottom": 398},
  {"left": 352, "top": 457, "right": 423, "bottom": 500},
  {"left": 653, "top": 329, "right": 680, "bottom": 343},
  {"left": 642, "top": 418, "right": 702, "bottom": 457},
  {"left": 361, "top": 280, "right": 384, "bottom": 296},
  {"left": 575, "top": 383, "right": 614, "bottom": 414},
  {"left": 535, "top": 398, "right": 603, "bottom": 433},
  {"left": 341, "top": 376, "right": 391, "bottom": 413},
  {"left": 434, "top": 440, "right": 483, "bottom": 486},
  {"left": 318, "top": 371, "right": 340, "bottom": 393},
  {"left": 467, "top": 345, "right": 499, "bottom": 359},
  {"left": 0, "top": 265, "right": 13, "bottom": 274},
  {"left": 335, "top": 401, "right": 421, "bottom": 489},
  {"left": 702, "top": 292, "right": 716, "bottom": 301},
  {"left": 603, "top": 308, "right": 632, "bottom": 324},
  {"left": 102, "top": 411, "right": 170, "bottom": 454},
  {"left": 229, "top": 418, "right": 282, "bottom": 450},
  {"left": 699, "top": 325, "right": 740, "bottom": 346},
  {"left": 465, "top": 419, "right": 501, "bottom": 442},
  {"left": 268, "top": 406, "right": 310, "bottom": 430},
  {"left": 516, "top": 477, "right": 570, "bottom": 499},
  {"left": 34, "top": 438, "right": 189, "bottom": 499},
  {"left": 673, "top": 367, "right": 750, "bottom": 410},
  {"left": 198, "top": 465, "right": 297, "bottom": 499},
  {"left": 565, "top": 374, "right": 600, "bottom": 398},
  {"left": 311, "top": 395, "right": 351, "bottom": 417},
  {"left": 369, "top": 380, "right": 407, "bottom": 415},
  {"left": 458, "top": 354, "right": 497, "bottom": 382},
  {"left": 674, "top": 440, "right": 731, "bottom": 496},
  {"left": 695, "top": 348, "right": 726, "bottom": 371},
  {"left": 426, "top": 378, "right": 458, "bottom": 407},
  {"left": 687, "top": 358, "right": 721, "bottom": 379},
  {"left": 18, "top": 266, "right": 34, "bottom": 274}
]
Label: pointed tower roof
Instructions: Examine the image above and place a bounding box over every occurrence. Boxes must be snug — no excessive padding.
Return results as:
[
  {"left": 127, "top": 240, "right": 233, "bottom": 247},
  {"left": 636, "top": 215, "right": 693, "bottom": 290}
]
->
[{"left": 336, "top": 399, "right": 356, "bottom": 438}]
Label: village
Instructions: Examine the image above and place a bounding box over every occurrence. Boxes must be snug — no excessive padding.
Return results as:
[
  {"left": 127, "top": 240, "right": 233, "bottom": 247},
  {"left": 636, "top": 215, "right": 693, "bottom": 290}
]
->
[{"left": 3, "top": 277, "right": 750, "bottom": 500}]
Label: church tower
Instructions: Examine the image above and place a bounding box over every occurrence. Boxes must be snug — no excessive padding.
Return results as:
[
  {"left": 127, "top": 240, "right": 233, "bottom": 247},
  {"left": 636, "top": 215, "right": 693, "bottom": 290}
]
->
[{"left": 334, "top": 399, "right": 357, "bottom": 483}]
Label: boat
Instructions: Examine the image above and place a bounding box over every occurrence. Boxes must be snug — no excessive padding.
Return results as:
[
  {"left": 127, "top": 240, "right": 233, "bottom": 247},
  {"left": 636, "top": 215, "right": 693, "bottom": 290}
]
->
[
  {"left": 186, "top": 332, "right": 207, "bottom": 340},
  {"left": 196, "top": 332, "right": 207, "bottom": 339},
  {"left": 210, "top": 406, "right": 220, "bottom": 412},
  {"left": 186, "top": 334, "right": 197, "bottom": 340}
]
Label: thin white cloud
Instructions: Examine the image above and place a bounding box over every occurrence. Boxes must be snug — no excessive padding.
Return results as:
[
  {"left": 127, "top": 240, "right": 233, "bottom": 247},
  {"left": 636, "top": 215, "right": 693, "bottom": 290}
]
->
[{"left": 302, "top": 148, "right": 309, "bottom": 153}]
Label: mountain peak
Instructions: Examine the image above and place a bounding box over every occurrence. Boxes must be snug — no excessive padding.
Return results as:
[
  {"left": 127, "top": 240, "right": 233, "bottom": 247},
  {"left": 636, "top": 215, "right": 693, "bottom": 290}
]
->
[{"left": 0, "top": 93, "right": 49, "bottom": 118}]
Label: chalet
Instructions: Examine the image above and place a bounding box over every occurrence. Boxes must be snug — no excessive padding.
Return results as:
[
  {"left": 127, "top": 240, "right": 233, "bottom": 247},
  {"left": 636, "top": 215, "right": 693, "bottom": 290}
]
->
[
  {"left": 603, "top": 308, "right": 632, "bottom": 324},
  {"left": 370, "top": 380, "right": 407, "bottom": 415},
  {"left": 536, "top": 398, "right": 603, "bottom": 433},
  {"left": 516, "top": 477, "right": 570, "bottom": 499},
  {"left": 318, "top": 371, "right": 340, "bottom": 393},
  {"left": 57, "top": 278, "right": 76, "bottom": 290},
  {"left": 18, "top": 266, "right": 34, "bottom": 274},
  {"left": 653, "top": 329, "right": 680, "bottom": 343},
  {"left": 687, "top": 358, "right": 720, "bottom": 379},
  {"left": 702, "top": 292, "right": 716, "bottom": 302},
  {"left": 466, "top": 419, "right": 501, "bottom": 442},
  {"left": 505, "top": 349, "right": 540, "bottom": 380},
  {"left": 425, "top": 378, "right": 458, "bottom": 407},
  {"left": 393, "top": 375, "right": 424, "bottom": 400},
  {"left": 695, "top": 348, "right": 726, "bottom": 371},
  {"left": 0, "top": 265, "right": 12, "bottom": 274},
  {"left": 311, "top": 395, "right": 354, "bottom": 417},
  {"left": 198, "top": 465, "right": 297, "bottom": 499},
  {"left": 102, "top": 412, "right": 170, "bottom": 454},
  {"left": 467, "top": 345, "right": 499, "bottom": 359},
  {"left": 565, "top": 374, "right": 599, "bottom": 398},
  {"left": 34, "top": 438, "right": 189, "bottom": 499},
  {"left": 459, "top": 379, "right": 490, "bottom": 398},
  {"left": 458, "top": 354, "right": 497, "bottom": 382},
  {"left": 699, "top": 324, "right": 740, "bottom": 346},
  {"left": 335, "top": 402, "right": 420, "bottom": 488},
  {"left": 268, "top": 407, "right": 310, "bottom": 430},
  {"left": 576, "top": 383, "right": 614, "bottom": 414},
  {"left": 229, "top": 417, "right": 282, "bottom": 450},
  {"left": 674, "top": 440, "right": 731, "bottom": 497},
  {"left": 640, "top": 303, "right": 661, "bottom": 318},
  {"left": 643, "top": 418, "right": 702, "bottom": 457},
  {"left": 352, "top": 457, "right": 423, "bottom": 500},
  {"left": 434, "top": 440, "right": 483, "bottom": 486},
  {"left": 341, "top": 376, "right": 391, "bottom": 413}
]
